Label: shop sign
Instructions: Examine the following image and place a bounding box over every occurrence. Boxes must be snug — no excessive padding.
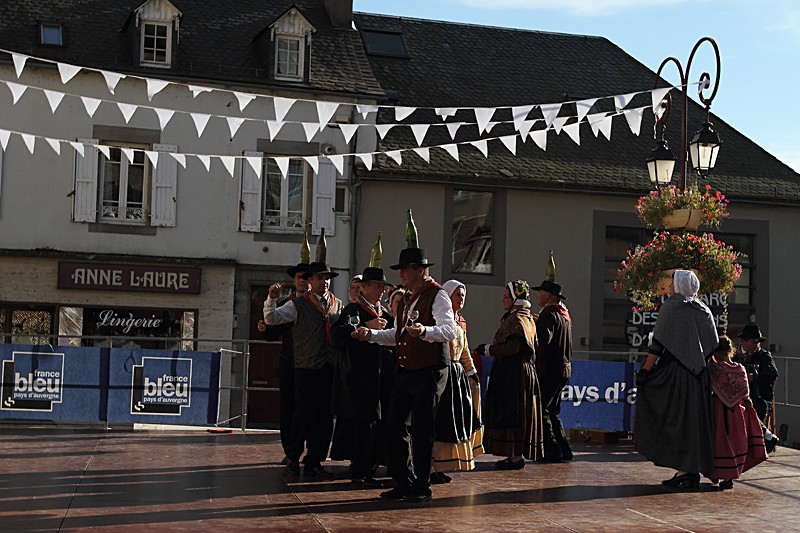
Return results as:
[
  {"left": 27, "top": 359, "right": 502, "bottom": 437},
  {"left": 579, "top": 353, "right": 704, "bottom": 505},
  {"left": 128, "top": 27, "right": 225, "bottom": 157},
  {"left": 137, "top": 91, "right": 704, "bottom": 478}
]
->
[{"left": 58, "top": 262, "right": 201, "bottom": 294}]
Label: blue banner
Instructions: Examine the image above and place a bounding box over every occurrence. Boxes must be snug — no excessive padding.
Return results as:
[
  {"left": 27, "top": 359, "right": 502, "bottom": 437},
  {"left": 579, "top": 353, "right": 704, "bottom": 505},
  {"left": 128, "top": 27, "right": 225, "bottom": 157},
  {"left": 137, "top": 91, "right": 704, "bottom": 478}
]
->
[
  {"left": 107, "top": 349, "right": 221, "bottom": 425},
  {"left": 0, "top": 344, "right": 105, "bottom": 421}
]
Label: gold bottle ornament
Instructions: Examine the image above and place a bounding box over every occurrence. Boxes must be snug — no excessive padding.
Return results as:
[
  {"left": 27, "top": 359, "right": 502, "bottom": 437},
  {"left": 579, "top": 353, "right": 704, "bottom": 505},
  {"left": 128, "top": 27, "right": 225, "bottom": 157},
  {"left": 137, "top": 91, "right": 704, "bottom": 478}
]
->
[
  {"left": 316, "top": 227, "right": 327, "bottom": 263},
  {"left": 369, "top": 231, "right": 383, "bottom": 268},
  {"left": 300, "top": 229, "right": 311, "bottom": 264},
  {"left": 546, "top": 250, "right": 556, "bottom": 282},
  {"left": 405, "top": 209, "right": 418, "bottom": 249}
]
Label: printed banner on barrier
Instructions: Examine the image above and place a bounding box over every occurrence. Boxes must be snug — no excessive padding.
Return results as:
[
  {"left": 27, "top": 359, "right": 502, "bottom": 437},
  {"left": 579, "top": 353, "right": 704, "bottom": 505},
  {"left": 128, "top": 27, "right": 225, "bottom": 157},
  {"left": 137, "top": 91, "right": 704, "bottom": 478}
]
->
[
  {"left": 0, "top": 344, "right": 105, "bottom": 421},
  {"left": 560, "top": 360, "right": 639, "bottom": 432},
  {"left": 107, "top": 348, "right": 221, "bottom": 425}
]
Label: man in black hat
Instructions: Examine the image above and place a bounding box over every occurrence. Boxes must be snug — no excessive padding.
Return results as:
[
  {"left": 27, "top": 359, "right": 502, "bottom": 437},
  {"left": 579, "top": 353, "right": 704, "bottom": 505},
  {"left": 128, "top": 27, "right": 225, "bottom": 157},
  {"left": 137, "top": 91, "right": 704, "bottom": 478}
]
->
[
  {"left": 331, "top": 266, "right": 393, "bottom": 487},
  {"left": 533, "top": 280, "right": 574, "bottom": 463},
  {"left": 265, "top": 260, "right": 343, "bottom": 477},
  {"left": 259, "top": 261, "right": 309, "bottom": 464},
  {"left": 734, "top": 323, "right": 779, "bottom": 450},
  {"left": 355, "top": 247, "right": 457, "bottom": 503}
]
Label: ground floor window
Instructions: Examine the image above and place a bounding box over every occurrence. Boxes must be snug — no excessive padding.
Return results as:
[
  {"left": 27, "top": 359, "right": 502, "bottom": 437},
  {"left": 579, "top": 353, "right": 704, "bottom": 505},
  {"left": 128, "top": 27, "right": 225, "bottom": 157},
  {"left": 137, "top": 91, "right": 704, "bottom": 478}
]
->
[{"left": 0, "top": 304, "right": 56, "bottom": 345}]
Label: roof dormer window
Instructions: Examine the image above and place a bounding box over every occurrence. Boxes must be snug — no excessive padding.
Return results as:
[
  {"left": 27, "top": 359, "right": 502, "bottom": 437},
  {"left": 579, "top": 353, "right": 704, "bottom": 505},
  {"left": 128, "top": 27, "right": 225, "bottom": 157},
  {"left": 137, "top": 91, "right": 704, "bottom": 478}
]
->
[
  {"left": 39, "top": 23, "right": 64, "bottom": 46},
  {"left": 132, "top": 0, "right": 182, "bottom": 68},
  {"left": 269, "top": 7, "right": 315, "bottom": 82}
]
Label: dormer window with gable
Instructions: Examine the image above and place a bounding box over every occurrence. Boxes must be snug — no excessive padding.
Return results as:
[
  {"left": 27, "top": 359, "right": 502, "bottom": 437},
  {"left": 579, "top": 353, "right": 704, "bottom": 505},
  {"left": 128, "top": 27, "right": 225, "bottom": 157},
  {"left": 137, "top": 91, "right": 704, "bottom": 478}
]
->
[
  {"left": 132, "top": 0, "right": 182, "bottom": 68},
  {"left": 269, "top": 7, "right": 315, "bottom": 82}
]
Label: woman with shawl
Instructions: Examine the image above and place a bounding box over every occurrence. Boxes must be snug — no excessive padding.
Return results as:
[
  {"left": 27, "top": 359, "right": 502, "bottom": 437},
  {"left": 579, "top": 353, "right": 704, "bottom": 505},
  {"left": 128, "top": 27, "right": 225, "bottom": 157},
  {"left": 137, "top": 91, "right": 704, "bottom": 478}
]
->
[
  {"left": 476, "top": 280, "right": 543, "bottom": 469},
  {"left": 430, "top": 280, "right": 484, "bottom": 483},
  {"left": 705, "top": 336, "right": 768, "bottom": 489},
  {"left": 635, "top": 269, "right": 718, "bottom": 489}
]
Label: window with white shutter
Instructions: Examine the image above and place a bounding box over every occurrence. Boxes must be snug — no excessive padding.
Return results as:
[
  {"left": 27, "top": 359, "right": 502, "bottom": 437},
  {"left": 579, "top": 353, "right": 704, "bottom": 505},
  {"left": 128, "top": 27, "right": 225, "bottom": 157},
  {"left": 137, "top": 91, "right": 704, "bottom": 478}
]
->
[
  {"left": 98, "top": 142, "right": 149, "bottom": 224},
  {"left": 312, "top": 158, "right": 336, "bottom": 236},
  {"left": 72, "top": 138, "right": 99, "bottom": 222},
  {"left": 151, "top": 143, "right": 178, "bottom": 227},
  {"left": 239, "top": 151, "right": 263, "bottom": 232}
]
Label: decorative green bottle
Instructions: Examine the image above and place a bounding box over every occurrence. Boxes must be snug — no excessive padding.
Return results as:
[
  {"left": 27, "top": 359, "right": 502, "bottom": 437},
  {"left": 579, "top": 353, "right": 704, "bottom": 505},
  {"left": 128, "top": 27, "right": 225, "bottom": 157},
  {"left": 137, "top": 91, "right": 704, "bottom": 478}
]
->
[
  {"left": 300, "top": 229, "right": 311, "bottom": 264},
  {"left": 369, "top": 231, "right": 383, "bottom": 268},
  {"left": 316, "top": 227, "right": 327, "bottom": 263},
  {"left": 405, "top": 209, "right": 418, "bottom": 249},
  {"left": 546, "top": 250, "right": 556, "bottom": 282}
]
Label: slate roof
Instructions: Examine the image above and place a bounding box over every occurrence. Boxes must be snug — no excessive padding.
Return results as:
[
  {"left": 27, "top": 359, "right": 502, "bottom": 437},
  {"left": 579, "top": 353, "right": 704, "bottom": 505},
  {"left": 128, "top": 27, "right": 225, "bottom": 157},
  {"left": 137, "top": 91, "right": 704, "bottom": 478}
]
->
[
  {"left": 352, "top": 13, "right": 800, "bottom": 203},
  {"left": 0, "top": 0, "right": 384, "bottom": 98}
]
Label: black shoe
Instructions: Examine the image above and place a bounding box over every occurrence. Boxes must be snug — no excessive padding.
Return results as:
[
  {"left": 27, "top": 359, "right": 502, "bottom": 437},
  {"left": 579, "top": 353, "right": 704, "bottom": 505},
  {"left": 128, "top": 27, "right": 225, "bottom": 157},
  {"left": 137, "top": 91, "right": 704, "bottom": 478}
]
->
[
  {"left": 719, "top": 479, "right": 734, "bottom": 490},
  {"left": 352, "top": 477, "right": 384, "bottom": 488},
  {"left": 560, "top": 449, "right": 574, "bottom": 461},
  {"left": 285, "top": 458, "right": 300, "bottom": 476},
  {"left": 495, "top": 458, "right": 525, "bottom": 470},
  {"left": 280, "top": 455, "right": 289, "bottom": 465},
  {"left": 661, "top": 472, "right": 700, "bottom": 489},
  {"left": 403, "top": 490, "right": 432, "bottom": 503},
  {"left": 304, "top": 464, "right": 334, "bottom": 478},
  {"left": 429, "top": 472, "right": 452, "bottom": 484},
  {"left": 766, "top": 435, "right": 778, "bottom": 453},
  {"left": 380, "top": 486, "right": 410, "bottom": 500}
]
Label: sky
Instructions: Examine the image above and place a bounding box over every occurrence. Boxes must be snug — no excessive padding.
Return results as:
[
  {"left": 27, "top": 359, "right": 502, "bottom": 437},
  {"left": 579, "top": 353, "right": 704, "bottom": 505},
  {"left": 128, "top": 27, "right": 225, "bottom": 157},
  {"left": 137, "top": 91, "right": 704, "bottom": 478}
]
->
[{"left": 353, "top": 0, "right": 800, "bottom": 173}]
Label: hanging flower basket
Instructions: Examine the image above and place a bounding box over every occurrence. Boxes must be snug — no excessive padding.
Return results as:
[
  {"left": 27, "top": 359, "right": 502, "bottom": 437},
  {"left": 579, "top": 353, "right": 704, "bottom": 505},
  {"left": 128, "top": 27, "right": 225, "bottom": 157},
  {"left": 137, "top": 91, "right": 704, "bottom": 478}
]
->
[{"left": 635, "top": 183, "right": 730, "bottom": 229}]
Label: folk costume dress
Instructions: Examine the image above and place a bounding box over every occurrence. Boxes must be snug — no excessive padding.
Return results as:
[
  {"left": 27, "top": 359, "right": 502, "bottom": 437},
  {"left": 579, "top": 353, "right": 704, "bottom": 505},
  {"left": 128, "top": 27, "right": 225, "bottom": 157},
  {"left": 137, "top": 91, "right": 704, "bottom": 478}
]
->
[
  {"left": 483, "top": 305, "right": 544, "bottom": 460},
  {"left": 704, "top": 360, "right": 768, "bottom": 481}
]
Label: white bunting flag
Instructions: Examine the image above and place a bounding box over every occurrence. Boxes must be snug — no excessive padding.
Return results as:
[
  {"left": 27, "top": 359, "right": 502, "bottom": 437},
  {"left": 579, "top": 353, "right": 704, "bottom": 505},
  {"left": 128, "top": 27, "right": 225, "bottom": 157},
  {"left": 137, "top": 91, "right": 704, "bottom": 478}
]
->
[
  {"left": 316, "top": 102, "right": 339, "bottom": 132},
  {"left": 57, "top": 63, "right": 81, "bottom": 85},
  {"left": 46, "top": 138, "right": 61, "bottom": 156},
  {"left": 267, "top": 120, "right": 285, "bottom": 141},
  {"left": 302, "top": 122, "right": 319, "bottom": 142},
  {"left": 552, "top": 116, "right": 569, "bottom": 135},
  {"left": 435, "top": 108, "right": 457, "bottom": 120},
  {"left": 356, "top": 153, "right": 373, "bottom": 171},
  {"left": 385, "top": 150, "right": 402, "bottom": 166},
  {"left": 121, "top": 147, "right": 134, "bottom": 163},
  {"left": 410, "top": 124, "right": 429, "bottom": 146},
  {"left": 512, "top": 105, "right": 534, "bottom": 132},
  {"left": 651, "top": 87, "right": 671, "bottom": 114},
  {"left": 146, "top": 79, "right": 169, "bottom": 101},
  {"left": 598, "top": 114, "right": 613, "bottom": 140},
  {"left": 588, "top": 113, "right": 605, "bottom": 137},
  {"left": 69, "top": 141, "right": 85, "bottom": 157},
  {"left": 413, "top": 147, "right": 430, "bottom": 163},
  {"left": 273, "top": 97, "right": 296, "bottom": 122},
  {"left": 614, "top": 92, "right": 636, "bottom": 112},
  {"left": 117, "top": 103, "right": 137, "bottom": 124},
  {"left": 329, "top": 154, "right": 345, "bottom": 175},
  {"left": 394, "top": 106, "right": 416, "bottom": 121},
  {"left": 340, "top": 124, "right": 359, "bottom": 144},
  {"left": 170, "top": 152, "right": 187, "bottom": 169},
  {"left": 220, "top": 156, "right": 236, "bottom": 178},
  {"left": 470, "top": 139, "right": 489, "bottom": 158},
  {"left": 529, "top": 129, "right": 547, "bottom": 151},
  {"left": 12, "top": 54, "right": 28, "bottom": 78},
  {"left": 21, "top": 133, "right": 36, "bottom": 154},
  {"left": 102, "top": 71, "right": 125, "bottom": 94},
  {"left": 145, "top": 151, "right": 159, "bottom": 169},
  {"left": 499, "top": 135, "right": 517, "bottom": 155},
  {"left": 356, "top": 104, "right": 379, "bottom": 119},
  {"left": 43, "top": 89, "right": 65, "bottom": 113},
  {"left": 441, "top": 144, "right": 459, "bottom": 162},
  {"left": 446, "top": 122, "right": 464, "bottom": 140},
  {"left": 7, "top": 82, "right": 27, "bottom": 104},
  {"left": 245, "top": 156, "right": 262, "bottom": 178},
  {"left": 0, "top": 129, "right": 11, "bottom": 151},
  {"left": 474, "top": 107, "right": 496, "bottom": 134},
  {"left": 234, "top": 91, "right": 257, "bottom": 111},
  {"left": 518, "top": 119, "right": 535, "bottom": 140},
  {"left": 563, "top": 122, "right": 581, "bottom": 145},
  {"left": 197, "top": 155, "right": 211, "bottom": 172},
  {"left": 576, "top": 98, "right": 598, "bottom": 123},
  {"left": 155, "top": 108, "right": 176, "bottom": 130},
  {"left": 274, "top": 157, "right": 289, "bottom": 179},
  {"left": 97, "top": 145, "right": 111, "bottom": 159},
  {"left": 226, "top": 116, "right": 245, "bottom": 138},
  {"left": 303, "top": 156, "right": 320, "bottom": 174},
  {"left": 188, "top": 85, "right": 211, "bottom": 98},
  {"left": 81, "top": 96, "right": 102, "bottom": 118},
  {"left": 623, "top": 108, "right": 645, "bottom": 136},
  {"left": 539, "top": 103, "right": 561, "bottom": 128},
  {"left": 190, "top": 113, "right": 211, "bottom": 136},
  {"left": 485, "top": 122, "right": 498, "bottom": 133},
  {"left": 375, "top": 124, "right": 395, "bottom": 139}
]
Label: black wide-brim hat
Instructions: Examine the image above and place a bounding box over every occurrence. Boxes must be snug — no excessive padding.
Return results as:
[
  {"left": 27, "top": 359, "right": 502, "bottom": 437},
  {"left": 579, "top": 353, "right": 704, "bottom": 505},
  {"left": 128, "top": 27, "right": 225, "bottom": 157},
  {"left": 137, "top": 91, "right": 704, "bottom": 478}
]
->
[
  {"left": 301, "top": 261, "right": 340, "bottom": 279},
  {"left": 287, "top": 262, "right": 310, "bottom": 278},
  {"left": 390, "top": 248, "right": 435, "bottom": 270},
  {"left": 532, "top": 280, "right": 567, "bottom": 300},
  {"left": 737, "top": 323, "right": 766, "bottom": 342},
  {"left": 361, "top": 267, "right": 386, "bottom": 283}
]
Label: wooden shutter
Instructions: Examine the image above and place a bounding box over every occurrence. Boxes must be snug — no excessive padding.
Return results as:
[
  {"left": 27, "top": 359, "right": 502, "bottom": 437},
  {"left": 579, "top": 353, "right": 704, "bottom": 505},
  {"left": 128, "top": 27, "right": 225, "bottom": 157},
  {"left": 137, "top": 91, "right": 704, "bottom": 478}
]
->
[
  {"left": 239, "top": 151, "right": 263, "bottom": 232},
  {"left": 312, "top": 158, "right": 336, "bottom": 236},
  {"left": 72, "top": 138, "right": 99, "bottom": 222},
  {"left": 150, "top": 143, "right": 178, "bottom": 227}
]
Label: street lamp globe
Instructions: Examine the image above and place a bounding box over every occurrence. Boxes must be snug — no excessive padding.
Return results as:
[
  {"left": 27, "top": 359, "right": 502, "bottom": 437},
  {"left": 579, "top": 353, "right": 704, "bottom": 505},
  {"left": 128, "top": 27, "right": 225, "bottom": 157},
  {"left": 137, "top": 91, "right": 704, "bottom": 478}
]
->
[
  {"left": 689, "top": 120, "right": 722, "bottom": 175},
  {"left": 646, "top": 138, "right": 676, "bottom": 186}
]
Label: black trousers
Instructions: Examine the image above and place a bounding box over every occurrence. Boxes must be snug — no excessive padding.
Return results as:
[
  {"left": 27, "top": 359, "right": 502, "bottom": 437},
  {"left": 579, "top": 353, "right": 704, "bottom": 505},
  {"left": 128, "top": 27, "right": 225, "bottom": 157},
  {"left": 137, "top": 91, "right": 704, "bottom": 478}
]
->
[
  {"left": 286, "top": 364, "right": 334, "bottom": 467},
  {"left": 387, "top": 366, "right": 448, "bottom": 493},
  {"left": 278, "top": 355, "right": 295, "bottom": 456},
  {"left": 540, "top": 377, "right": 571, "bottom": 458},
  {"left": 351, "top": 419, "right": 378, "bottom": 479}
]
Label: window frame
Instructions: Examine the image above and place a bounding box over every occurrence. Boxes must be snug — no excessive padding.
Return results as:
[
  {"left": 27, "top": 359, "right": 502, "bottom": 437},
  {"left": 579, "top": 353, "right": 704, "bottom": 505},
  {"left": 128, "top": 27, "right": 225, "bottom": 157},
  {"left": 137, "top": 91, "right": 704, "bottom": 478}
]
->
[
  {"left": 273, "top": 34, "right": 305, "bottom": 81},
  {"left": 261, "top": 157, "right": 309, "bottom": 232},
  {"left": 140, "top": 21, "right": 172, "bottom": 68},
  {"left": 39, "top": 23, "right": 64, "bottom": 46},
  {"left": 98, "top": 142, "right": 151, "bottom": 225}
]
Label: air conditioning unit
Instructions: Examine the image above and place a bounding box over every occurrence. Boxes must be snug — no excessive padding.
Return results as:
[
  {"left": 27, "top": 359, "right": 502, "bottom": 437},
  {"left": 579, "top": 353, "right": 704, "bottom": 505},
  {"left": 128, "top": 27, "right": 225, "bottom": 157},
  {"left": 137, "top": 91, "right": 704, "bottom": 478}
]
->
[{"left": 321, "top": 144, "right": 336, "bottom": 155}]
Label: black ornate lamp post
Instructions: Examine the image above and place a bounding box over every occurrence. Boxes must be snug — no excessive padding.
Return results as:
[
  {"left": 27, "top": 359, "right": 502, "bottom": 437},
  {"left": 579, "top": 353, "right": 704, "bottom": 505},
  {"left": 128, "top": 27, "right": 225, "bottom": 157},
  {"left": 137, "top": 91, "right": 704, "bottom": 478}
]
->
[{"left": 648, "top": 37, "right": 723, "bottom": 190}]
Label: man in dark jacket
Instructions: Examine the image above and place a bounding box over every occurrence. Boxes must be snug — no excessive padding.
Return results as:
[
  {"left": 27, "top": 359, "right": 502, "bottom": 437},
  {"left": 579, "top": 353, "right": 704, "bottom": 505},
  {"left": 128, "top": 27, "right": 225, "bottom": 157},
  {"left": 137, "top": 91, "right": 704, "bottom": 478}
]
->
[
  {"left": 734, "top": 323, "right": 779, "bottom": 451},
  {"left": 533, "top": 280, "right": 573, "bottom": 463}
]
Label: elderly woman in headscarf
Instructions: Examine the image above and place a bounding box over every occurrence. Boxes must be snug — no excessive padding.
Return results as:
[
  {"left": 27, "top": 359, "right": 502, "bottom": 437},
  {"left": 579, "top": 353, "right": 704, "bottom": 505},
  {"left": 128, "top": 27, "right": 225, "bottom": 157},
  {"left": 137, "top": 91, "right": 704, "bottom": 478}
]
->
[
  {"left": 475, "top": 280, "right": 543, "bottom": 469},
  {"left": 430, "top": 280, "right": 484, "bottom": 483},
  {"left": 635, "top": 269, "right": 718, "bottom": 489}
]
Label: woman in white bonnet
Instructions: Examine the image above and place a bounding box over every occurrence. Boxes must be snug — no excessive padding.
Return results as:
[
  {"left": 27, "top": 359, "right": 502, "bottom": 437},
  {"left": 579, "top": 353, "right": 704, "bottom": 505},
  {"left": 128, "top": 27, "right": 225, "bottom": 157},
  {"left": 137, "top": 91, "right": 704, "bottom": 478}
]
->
[{"left": 634, "top": 269, "right": 718, "bottom": 489}]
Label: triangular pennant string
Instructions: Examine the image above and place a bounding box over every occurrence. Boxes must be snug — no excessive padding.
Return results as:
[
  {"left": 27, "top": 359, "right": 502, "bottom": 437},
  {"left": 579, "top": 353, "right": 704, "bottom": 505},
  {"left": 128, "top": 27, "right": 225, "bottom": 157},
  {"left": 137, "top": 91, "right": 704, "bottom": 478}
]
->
[
  {"left": 7, "top": 82, "right": 27, "bottom": 104},
  {"left": 226, "top": 116, "right": 245, "bottom": 138},
  {"left": 375, "top": 124, "right": 395, "bottom": 139},
  {"left": 441, "top": 144, "right": 459, "bottom": 162},
  {"left": 220, "top": 156, "right": 236, "bottom": 178},
  {"left": 188, "top": 85, "right": 211, "bottom": 98},
  {"left": 0, "top": 130, "right": 11, "bottom": 151},
  {"left": 234, "top": 92, "right": 257, "bottom": 111},
  {"left": 394, "top": 106, "right": 416, "bottom": 121},
  {"left": 563, "top": 122, "right": 581, "bottom": 145},
  {"left": 485, "top": 122, "right": 498, "bottom": 133},
  {"left": 81, "top": 96, "right": 102, "bottom": 117},
  {"left": 102, "top": 71, "right": 125, "bottom": 94},
  {"left": 356, "top": 104, "right": 378, "bottom": 119},
  {"left": 170, "top": 152, "right": 187, "bottom": 169},
  {"left": 598, "top": 114, "right": 613, "bottom": 140},
  {"left": 57, "top": 63, "right": 81, "bottom": 85},
  {"left": 614, "top": 92, "right": 636, "bottom": 112},
  {"left": 267, "top": 120, "right": 285, "bottom": 141},
  {"left": 385, "top": 150, "right": 402, "bottom": 166},
  {"left": 446, "top": 122, "right": 463, "bottom": 140},
  {"left": 190, "top": 112, "right": 211, "bottom": 136},
  {"left": 518, "top": 119, "right": 535, "bottom": 140},
  {"left": 155, "top": 108, "right": 176, "bottom": 129},
  {"left": 329, "top": 154, "right": 345, "bottom": 175},
  {"left": 274, "top": 157, "right": 289, "bottom": 179},
  {"left": 651, "top": 87, "right": 671, "bottom": 114},
  {"left": 316, "top": 102, "right": 339, "bottom": 132},
  {"left": 413, "top": 147, "right": 430, "bottom": 163},
  {"left": 576, "top": 98, "right": 598, "bottom": 123},
  {"left": 474, "top": 107, "right": 496, "bottom": 134},
  {"left": 146, "top": 79, "right": 169, "bottom": 101},
  {"left": 529, "top": 129, "right": 547, "bottom": 151},
  {"left": 623, "top": 108, "right": 645, "bottom": 136},
  {"left": 43, "top": 89, "right": 65, "bottom": 113},
  {"left": 435, "top": 108, "right": 457, "bottom": 120},
  {"left": 302, "top": 122, "right": 318, "bottom": 142},
  {"left": 69, "top": 141, "right": 85, "bottom": 157},
  {"left": 356, "top": 153, "right": 373, "bottom": 171},
  {"left": 96, "top": 145, "right": 110, "bottom": 159},
  {"left": 512, "top": 105, "right": 534, "bottom": 132},
  {"left": 303, "top": 156, "right": 319, "bottom": 174},
  {"left": 273, "top": 97, "right": 295, "bottom": 122},
  {"left": 552, "top": 116, "right": 569, "bottom": 134},
  {"left": 539, "top": 103, "right": 561, "bottom": 128},
  {"left": 588, "top": 112, "right": 604, "bottom": 137},
  {"left": 470, "top": 139, "right": 489, "bottom": 158},
  {"left": 117, "top": 103, "right": 137, "bottom": 124},
  {"left": 245, "top": 156, "right": 263, "bottom": 178},
  {"left": 12, "top": 54, "right": 28, "bottom": 78},
  {"left": 145, "top": 151, "right": 159, "bottom": 169},
  {"left": 121, "top": 147, "right": 134, "bottom": 163},
  {"left": 46, "top": 138, "right": 61, "bottom": 156},
  {"left": 197, "top": 155, "right": 211, "bottom": 172},
  {"left": 499, "top": 135, "right": 517, "bottom": 155},
  {"left": 21, "top": 133, "right": 36, "bottom": 154},
  {"left": 410, "top": 124, "right": 430, "bottom": 147},
  {"left": 339, "top": 124, "right": 359, "bottom": 144}
]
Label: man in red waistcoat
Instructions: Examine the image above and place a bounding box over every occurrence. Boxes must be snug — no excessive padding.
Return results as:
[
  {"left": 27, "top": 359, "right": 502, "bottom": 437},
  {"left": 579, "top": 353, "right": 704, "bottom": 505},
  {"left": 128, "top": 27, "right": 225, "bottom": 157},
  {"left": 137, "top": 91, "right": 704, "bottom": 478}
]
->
[{"left": 355, "top": 247, "right": 457, "bottom": 503}]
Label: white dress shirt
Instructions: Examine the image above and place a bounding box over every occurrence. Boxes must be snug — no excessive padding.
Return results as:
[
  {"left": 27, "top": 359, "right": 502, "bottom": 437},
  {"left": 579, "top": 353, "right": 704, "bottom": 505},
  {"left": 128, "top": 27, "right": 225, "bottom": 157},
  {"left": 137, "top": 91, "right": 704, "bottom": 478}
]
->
[{"left": 369, "top": 289, "right": 457, "bottom": 346}]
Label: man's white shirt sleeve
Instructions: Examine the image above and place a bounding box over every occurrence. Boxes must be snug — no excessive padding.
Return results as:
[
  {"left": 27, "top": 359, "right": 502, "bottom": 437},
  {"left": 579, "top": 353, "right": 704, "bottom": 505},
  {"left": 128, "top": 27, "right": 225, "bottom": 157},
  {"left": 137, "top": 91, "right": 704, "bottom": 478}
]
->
[{"left": 263, "top": 297, "right": 298, "bottom": 325}]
